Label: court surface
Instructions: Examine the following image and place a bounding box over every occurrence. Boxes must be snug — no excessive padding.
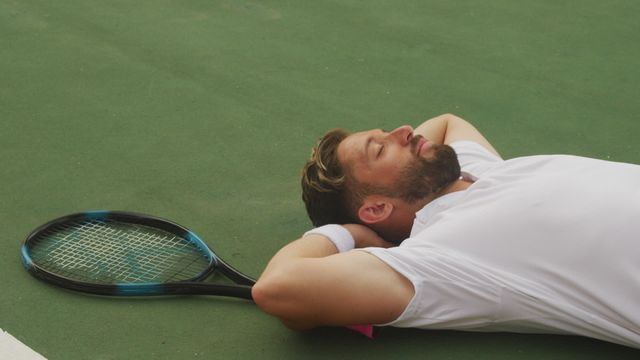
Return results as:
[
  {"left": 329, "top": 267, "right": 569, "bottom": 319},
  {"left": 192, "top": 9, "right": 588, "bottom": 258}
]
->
[{"left": 1, "top": 1, "right": 639, "bottom": 359}]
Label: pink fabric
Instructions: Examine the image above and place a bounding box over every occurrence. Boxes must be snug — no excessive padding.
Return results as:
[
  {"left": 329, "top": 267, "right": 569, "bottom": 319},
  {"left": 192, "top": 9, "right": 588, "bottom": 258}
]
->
[{"left": 345, "top": 324, "right": 374, "bottom": 338}]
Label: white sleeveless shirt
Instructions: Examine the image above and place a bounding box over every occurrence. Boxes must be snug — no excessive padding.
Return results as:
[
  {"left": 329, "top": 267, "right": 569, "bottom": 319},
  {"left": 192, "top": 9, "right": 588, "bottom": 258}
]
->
[{"left": 362, "top": 141, "right": 640, "bottom": 348}]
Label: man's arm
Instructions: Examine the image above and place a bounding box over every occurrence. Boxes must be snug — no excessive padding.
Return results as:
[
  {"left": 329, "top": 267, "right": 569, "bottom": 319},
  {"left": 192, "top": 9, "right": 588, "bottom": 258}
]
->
[
  {"left": 252, "top": 225, "right": 414, "bottom": 329},
  {"left": 415, "top": 113, "right": 500, "bottom": 157}
]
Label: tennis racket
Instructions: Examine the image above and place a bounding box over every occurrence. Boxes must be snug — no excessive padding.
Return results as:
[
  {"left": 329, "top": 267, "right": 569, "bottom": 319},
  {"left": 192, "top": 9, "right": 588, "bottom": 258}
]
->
[{"left": 20, "top": 211, "right": 255, "bottom": 300}]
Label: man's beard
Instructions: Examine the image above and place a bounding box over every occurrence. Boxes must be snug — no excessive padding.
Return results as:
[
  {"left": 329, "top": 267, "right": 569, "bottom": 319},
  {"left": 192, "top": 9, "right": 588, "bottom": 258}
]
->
[{"left": 380, "top": 138, "right": 461, "bottom": 203}]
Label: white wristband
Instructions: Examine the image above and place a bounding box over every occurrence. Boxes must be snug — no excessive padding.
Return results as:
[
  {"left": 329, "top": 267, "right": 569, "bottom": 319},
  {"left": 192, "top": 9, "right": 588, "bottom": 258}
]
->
[{"left": 303, "top": 224, "right": 355, "bottom": 253}]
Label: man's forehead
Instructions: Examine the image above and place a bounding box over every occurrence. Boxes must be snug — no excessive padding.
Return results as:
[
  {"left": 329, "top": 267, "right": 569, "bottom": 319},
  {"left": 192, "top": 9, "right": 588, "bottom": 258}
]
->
[{"left": 337, "top": 129, "right": 378, "bottom": 171}]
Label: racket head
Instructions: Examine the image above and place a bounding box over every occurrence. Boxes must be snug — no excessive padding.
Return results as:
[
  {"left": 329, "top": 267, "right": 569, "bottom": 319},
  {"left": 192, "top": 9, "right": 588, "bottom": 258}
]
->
[{"left": 21, "top": 211, "right": 221, "bottom": 296}]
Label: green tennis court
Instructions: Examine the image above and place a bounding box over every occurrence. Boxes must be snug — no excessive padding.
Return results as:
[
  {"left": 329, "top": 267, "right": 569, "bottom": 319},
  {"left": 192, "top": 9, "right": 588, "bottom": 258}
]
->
[{"left": 1, "top": 0, "right": 639, "bottom": 359}]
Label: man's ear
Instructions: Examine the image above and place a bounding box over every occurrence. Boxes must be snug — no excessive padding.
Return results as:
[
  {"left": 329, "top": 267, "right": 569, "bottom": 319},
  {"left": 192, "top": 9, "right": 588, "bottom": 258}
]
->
[{"left": 357, "top": 198, "right": 394, "bottom": 224}]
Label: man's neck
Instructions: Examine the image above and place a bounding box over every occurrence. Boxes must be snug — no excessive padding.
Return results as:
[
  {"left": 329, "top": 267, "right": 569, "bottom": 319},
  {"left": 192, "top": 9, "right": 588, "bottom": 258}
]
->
[
  {"left": 408, "top": 178, "right": 472, "bottom": 215},
  {"left": 403, "top": 178, "right": 473, "bottom": 236},
  {"left": 373, "top": 178, "right": 474, "bottom": 243},
  {"left": 439, "top": 178, "right": 473, "bottom": 196}
]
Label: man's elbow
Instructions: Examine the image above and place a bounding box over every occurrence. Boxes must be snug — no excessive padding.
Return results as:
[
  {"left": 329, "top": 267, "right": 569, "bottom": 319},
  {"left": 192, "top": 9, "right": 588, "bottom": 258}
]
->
[
  {"left": 252, "top": 271, "right": 297, "bottom": 319},
  {"left": 252, "top": 271, "right": 318, "bottom": 330},
  {"left": 440, "top": 113, "right": 466, "bottom": 123},
  {"left": 251, "top": 276, "right": 281, "bottom": 316}
]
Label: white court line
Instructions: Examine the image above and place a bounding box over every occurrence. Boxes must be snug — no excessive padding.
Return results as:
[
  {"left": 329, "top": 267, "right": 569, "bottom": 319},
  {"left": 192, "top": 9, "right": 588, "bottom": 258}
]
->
[{"left": 0, "top": 328, "right": 47, "bottom": 360}]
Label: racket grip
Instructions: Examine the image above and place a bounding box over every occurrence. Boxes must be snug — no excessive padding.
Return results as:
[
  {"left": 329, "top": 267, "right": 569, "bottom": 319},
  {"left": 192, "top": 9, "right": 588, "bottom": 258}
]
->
[{"left": 161, "top": 283, "right": 254, "bottom": 300}]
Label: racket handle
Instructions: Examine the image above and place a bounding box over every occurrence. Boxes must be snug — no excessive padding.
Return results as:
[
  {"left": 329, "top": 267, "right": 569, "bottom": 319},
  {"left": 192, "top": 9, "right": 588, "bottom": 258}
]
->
[{"left": 162, "top": 283, "right": 254, "bottom": 300}]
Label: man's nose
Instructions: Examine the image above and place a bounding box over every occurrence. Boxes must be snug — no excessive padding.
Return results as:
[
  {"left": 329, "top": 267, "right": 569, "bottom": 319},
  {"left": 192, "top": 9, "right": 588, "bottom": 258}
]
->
[{"left": 388, "top": 125, "right": 414, "bottom": 145}]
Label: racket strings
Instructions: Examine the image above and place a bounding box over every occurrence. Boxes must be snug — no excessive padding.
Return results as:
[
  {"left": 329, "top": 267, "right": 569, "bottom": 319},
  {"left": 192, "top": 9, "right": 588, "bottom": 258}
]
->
[{"left": 28, "top": 220, "right": 211, "bottom": 284}]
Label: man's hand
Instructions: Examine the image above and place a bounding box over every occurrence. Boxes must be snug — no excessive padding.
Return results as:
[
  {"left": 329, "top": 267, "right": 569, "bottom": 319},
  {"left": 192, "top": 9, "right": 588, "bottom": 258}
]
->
[
  {"left": 342, "top": 224, "right": 397, "bottom": 249},
  {"left": 415, "top": 113, "right": 500, "bottom": 157}
]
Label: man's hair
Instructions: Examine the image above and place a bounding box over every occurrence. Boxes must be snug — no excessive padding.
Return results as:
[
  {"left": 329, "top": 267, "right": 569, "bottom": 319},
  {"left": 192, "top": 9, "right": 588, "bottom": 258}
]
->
[{"left": 301, "top": 129, "right": 358, "bottom": 226}]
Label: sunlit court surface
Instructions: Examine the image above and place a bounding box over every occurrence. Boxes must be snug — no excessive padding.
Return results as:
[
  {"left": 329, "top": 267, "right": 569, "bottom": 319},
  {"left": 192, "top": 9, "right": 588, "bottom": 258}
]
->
[{"left": 1, "top": 0, "right": 639, "bottom": 359}]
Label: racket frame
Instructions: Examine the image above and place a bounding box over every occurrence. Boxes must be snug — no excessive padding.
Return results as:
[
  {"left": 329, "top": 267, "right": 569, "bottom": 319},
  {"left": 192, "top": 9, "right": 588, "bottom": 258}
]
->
[{"left": 21, "top": 211, "right": 254, "bottom": 299}]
